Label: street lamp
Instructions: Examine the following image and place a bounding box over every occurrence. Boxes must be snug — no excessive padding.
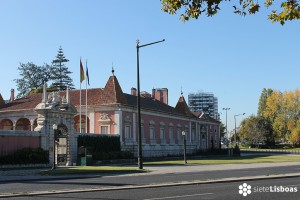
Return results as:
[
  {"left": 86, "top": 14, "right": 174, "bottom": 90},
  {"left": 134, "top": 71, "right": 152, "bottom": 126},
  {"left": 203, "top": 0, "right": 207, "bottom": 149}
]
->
[
  {"left": 222, "top": 108, "right": 230, "bottom": 147},
  {"left": 234, "top": 113, "right": 245, "bottom": 146},
  {"left": 136, "top": 39, "right": 165, "bottom": 169},
  {"left": 52, "top": 123, "right": 58, "bottom": 170},
  {"left": 182, "top": 131, "right": 187, "bottom": 164}
]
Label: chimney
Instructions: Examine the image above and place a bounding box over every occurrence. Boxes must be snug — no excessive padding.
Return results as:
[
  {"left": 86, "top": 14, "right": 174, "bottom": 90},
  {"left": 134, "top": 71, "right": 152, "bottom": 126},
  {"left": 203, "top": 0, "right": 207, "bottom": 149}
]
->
[
  {"left": 10, "top": 89, "right": 14, "bottom": 102},
  {"left": 131, "top": 87, "right": 137, "bottom": 96},
  {"left": 152, "top": 88, "right": 156, "bottom": 98}
]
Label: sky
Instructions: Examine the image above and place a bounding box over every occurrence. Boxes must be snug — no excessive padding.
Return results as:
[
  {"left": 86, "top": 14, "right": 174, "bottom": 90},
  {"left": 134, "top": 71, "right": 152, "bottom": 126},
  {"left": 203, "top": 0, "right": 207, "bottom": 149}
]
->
[{"left": 1, "top": 0, "right": 300, "bottom": 133}]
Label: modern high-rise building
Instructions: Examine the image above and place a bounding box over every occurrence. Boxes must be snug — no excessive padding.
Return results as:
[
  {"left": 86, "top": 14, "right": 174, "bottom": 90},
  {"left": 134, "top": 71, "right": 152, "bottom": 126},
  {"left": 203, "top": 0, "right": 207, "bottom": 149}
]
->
[{"left": 188, "top": 92, "right": 218, "bottom": 119}]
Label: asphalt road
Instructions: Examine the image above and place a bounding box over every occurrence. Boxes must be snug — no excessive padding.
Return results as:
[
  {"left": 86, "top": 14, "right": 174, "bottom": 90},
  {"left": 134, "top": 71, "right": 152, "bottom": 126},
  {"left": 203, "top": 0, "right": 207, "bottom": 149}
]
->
[
  {"left": 4, "top": 177, "right": 300, "bottom": 200},
  {"left": 0, "top": 165, "right": 299, "bottom": 196}
]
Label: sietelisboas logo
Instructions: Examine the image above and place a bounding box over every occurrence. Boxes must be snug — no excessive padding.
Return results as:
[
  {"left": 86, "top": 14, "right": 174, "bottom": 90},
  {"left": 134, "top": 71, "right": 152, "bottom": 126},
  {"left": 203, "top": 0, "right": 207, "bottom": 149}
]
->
[{"left": 239, "top": 183, "right": 252, "bottom": 196}]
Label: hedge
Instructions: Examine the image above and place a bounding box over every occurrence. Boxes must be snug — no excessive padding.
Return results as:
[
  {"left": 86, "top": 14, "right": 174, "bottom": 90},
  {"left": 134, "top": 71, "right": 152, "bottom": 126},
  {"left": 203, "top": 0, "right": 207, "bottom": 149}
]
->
[
  {"left": 78, "top": 135, "right": 120, "bottom": 153},
  {"left": 0, "top": 148, "right": 49, "bottom": 165},
  {"left": 77, "top": 135, "right": 134, "bottom": 160}
]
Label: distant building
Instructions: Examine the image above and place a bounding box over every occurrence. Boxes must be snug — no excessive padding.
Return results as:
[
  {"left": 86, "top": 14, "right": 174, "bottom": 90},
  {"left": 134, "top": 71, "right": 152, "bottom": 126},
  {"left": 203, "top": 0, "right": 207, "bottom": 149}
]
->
[{"left": 188, "top": 92, "right": 218, "bottom": 119}]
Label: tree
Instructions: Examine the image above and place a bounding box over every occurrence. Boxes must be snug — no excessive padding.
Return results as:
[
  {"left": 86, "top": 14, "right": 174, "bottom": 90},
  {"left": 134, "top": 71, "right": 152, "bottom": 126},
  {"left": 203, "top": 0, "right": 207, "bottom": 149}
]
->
[
  {"left": 257, "top": 88, "right": 273, "bottom": 117},
  {"left": 51, "top": 46, "right": 74, "bottom": 91},
  {"left": 220, "top": 122, "right": 226, "bottom": 139},
  {"left": 291, "top": 123, "right": 300, "bottom": 146},
  {"left": 14, "top": 62, "right": 52, "bottom": 98},
  {"left": 264, "top": 90, "right": 288, "bottom": 139},
  {"left": 264, "top": 89, "right": 300, "bottom": 141},
  {"left": 239, "top": 115, "right": 272, "bottom": 147},
  {"left": 161, "top": 0, "right": 300, "bottom": 25}
]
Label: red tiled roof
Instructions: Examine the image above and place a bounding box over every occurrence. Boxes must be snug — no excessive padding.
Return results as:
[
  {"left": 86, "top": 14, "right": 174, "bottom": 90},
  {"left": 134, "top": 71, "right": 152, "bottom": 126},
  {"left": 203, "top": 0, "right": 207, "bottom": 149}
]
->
[
  {"left": 192, "top": 111, "right": 220, "bottom": 123},
  {"left": 67, "top": 88, "right": 103, "bottom": 106},
  {"left": 0, "top": 94, "right": 5, "bottom": 106},
  {"left": 101, "top": 76, "right": 127, "bottom": 104},
  {"left": 0, "top": 88, "right": 104, "bottom": 112},
  {"left": 0, "top": 75, "right": 194, "bottom": 118},
  {"left": 125, "top": 94, "right": 187, "bottom": 116},
  {"left": 175, "top": 96, "right": 194, "bottom": 117},
  {"left": 0, "top": 93, "right": 43, "bottom": 112}
]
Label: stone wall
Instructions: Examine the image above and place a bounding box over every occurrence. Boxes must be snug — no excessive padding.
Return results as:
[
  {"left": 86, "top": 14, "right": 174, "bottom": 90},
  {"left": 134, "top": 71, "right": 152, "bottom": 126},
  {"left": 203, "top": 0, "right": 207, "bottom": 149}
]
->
[{"left": 0, "top": 130, "right": 41, "bottom": 157}]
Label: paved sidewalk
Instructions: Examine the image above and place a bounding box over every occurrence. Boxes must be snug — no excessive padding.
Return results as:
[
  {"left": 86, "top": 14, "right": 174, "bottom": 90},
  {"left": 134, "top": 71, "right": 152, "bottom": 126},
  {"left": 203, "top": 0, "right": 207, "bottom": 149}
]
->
[{"left": 144, "top": 161, "right": 300, "bottom": 175}]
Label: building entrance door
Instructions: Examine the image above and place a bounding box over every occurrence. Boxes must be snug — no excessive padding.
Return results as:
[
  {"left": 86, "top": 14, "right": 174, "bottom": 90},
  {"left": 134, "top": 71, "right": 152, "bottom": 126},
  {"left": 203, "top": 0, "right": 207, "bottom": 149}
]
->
[{"left": 56, "top": 124, "right": 69, "bottom": 166}]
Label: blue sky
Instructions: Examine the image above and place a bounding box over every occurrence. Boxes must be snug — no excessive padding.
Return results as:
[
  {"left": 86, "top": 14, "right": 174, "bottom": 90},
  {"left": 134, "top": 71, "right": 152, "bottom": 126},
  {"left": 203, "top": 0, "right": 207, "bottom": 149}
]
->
[{"left": 1, "top": 1, "right": 300, "bottom": 133}]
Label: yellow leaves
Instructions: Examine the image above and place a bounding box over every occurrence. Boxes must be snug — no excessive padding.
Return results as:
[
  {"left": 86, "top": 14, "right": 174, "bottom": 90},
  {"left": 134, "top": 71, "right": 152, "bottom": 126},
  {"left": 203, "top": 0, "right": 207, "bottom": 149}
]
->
[
  {"left": 291, "top": 122, "right": 300, "bottom": 145},
  {"left": 264, "top": 89, "right": 300, "bottom": 138}
]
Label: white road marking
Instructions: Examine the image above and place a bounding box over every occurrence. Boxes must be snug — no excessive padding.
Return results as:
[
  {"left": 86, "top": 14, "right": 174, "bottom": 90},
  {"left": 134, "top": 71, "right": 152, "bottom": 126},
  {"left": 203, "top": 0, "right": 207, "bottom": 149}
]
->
[{"left": 143, "top": 193, "right": 214, "bottom": 200}]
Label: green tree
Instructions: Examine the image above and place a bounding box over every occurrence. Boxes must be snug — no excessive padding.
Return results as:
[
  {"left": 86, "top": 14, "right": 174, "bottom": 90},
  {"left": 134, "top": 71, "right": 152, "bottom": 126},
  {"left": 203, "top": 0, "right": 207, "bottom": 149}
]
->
[
  {"left": 51, "top": 46, "right": 74, "bottom": 91},
  {"left": 14, "top": 62, "right": 52, "bottom": 98},
  {"left": 257, "top": 88, "right": 273, "bottom": 117},
  {"left": 220, "top": 122, "right": 226, "bottom": 139},
  {"left": 239, "top": 115, "right": 273, "bottom": 147},
  {"left": 161, "top": 0, "right": 300, "bottom": 25}
]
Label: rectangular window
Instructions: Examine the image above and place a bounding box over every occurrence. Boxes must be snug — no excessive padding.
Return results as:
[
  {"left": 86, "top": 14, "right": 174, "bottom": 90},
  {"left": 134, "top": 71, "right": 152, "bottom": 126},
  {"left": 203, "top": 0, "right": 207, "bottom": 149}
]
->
[
  {"left": 177, "top": 128, "right": 182, "bottom": 143},
  {"left": 191, "top": 129, "right": 195, "bottom": 141},
  {"left": 169, "top": 127, "right": 173, "bottom": 139},
  {"left": 141, "top": 126, "right": 145, "bottom": 139},
  {"left": 150, "top": 127, "right": 155, "bottom": 144},
  {"left": 125, "top": 125, "right": 131, "bottom": 138},
  {"left": 150, "top": 127, "right": 155, "bottom": 139},
  {"left": 160, "top": 128, "right": 165, "bottom": 140},
  {"left": 100, "top": 126, "right": 108, "bottom": 134}
]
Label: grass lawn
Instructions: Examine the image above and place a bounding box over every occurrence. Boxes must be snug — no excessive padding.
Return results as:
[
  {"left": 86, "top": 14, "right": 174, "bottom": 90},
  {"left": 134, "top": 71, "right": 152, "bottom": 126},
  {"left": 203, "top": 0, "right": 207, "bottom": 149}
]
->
[
  {"left": 144, "top": 155, "right": 300, "bottom": 165},
  {"left": 40, "top": 166, "right": 148, "bottom": 176}
]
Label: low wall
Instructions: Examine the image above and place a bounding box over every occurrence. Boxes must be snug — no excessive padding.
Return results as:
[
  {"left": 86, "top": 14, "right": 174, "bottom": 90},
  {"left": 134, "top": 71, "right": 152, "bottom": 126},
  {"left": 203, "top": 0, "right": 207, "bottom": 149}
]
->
[{"left": 0, "top": 130, "right": 41, "bottom": 157}]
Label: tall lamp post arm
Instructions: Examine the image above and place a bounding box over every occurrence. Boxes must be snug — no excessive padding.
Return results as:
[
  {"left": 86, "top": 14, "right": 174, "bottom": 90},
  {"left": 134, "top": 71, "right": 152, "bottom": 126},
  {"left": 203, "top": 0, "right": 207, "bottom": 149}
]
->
[
  {"left": 222, "top": 107, "right": 230, "bottom": 147},
  {"left": 138, "top": 39, "right": 165, "bottom": 48},
  {"left": 136, "top": 39, "right": 165, "bottom": 170},
  {"left": 234, "top": 113, "right": 245, "bottom": 146}
]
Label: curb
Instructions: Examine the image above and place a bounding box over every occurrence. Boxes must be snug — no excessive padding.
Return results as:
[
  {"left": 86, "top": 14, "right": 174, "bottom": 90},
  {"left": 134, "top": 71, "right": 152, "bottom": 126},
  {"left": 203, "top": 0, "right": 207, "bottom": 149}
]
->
[
  {"left": 0, "top": 174, "right": 105, "bottom": 184},
  {"left": 1, "top": 173, "right": 300, "bottom": 198}
]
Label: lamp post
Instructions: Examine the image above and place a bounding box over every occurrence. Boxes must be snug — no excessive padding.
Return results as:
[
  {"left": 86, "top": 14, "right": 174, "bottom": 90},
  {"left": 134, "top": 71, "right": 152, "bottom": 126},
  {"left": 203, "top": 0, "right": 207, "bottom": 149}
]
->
[
  {"left": 136, "top": 39, "right": 165, "bottom": 169},
  {"left": 234, "top": 113, "right": 245, "bottom": 146},
  {"left": 182, "top": 131, "right": 187, "bottom": 164},
  {"left": 52, "top": 123, "right": 58, "bottom": 170},
  {"left": 222, "top": 108, "right": 230, "bottom": 147}
]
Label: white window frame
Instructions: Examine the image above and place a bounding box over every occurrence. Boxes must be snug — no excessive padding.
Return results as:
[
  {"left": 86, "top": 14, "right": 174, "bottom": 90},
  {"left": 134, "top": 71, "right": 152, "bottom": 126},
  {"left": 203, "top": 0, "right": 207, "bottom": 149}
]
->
[
  {"left": 100, "top": 125, "right": 109, "bottom": 134},
  {"left": 125, "top": 125, "right": 131, "bottom": 139}
]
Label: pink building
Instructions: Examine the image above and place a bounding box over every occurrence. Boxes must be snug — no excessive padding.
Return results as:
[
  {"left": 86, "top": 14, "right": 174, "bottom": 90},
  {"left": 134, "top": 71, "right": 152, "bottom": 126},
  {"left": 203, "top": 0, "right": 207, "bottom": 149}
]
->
[{"left": 0, "top": 72, "right": 220, "bottom": 157}]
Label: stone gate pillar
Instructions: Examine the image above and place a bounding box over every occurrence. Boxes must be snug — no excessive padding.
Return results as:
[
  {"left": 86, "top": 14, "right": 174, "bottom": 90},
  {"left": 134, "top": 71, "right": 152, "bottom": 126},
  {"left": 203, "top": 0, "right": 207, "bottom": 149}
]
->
[{"left": 34, "top": 84, "right": 78, "bottom": 166}]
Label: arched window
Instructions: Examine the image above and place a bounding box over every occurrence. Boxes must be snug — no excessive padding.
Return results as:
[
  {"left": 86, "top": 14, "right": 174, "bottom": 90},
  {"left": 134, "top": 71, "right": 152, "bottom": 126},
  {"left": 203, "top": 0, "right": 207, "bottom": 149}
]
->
[
  {"left": 0, "top": 119, "right": 13, "bottom": 130},
  {"left": 16, "top": 118, "right": 30, "bottom": 130}
]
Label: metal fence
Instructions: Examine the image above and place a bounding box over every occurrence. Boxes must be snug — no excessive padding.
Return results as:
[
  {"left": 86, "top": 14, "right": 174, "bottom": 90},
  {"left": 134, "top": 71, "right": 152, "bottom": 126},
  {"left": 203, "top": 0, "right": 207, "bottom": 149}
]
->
[{"left": 241, "top": 149, "right": 300, "bottom": 155}]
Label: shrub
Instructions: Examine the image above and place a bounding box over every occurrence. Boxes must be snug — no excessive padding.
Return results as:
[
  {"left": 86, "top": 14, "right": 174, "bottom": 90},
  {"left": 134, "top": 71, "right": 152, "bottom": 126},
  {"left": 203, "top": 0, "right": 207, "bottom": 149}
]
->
[
  {"left": 0, "top": 148, "right": 48, "bottom": 165},
  {"left": 78, "top": 135, "right": 120, "bottom": 153},
  {"left": 92, "top": 151, "right": 133, "bottom": 161}
]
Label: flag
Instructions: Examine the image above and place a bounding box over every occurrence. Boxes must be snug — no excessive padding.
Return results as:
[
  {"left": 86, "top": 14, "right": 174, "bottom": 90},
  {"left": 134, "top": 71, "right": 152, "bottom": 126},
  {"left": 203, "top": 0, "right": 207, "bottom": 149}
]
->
[
  {"left": 80, "top": 58, "right": 86, "bottom": 83},
  {"left": 86, "top": 61, "right": 90, "bottom": 86}
]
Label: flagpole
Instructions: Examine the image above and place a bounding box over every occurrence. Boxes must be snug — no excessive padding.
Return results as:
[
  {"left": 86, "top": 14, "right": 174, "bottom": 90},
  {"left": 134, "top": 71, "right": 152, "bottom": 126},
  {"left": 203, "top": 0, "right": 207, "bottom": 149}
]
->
[
  {"left": 85, "top": 60, "right": 88, "bottom": 133},
  {"left": 79, "top": 57, "right": 85, "bottom": 134},
  {"left": 80, "top": 80, "right": 82, "bottom": 133}
]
